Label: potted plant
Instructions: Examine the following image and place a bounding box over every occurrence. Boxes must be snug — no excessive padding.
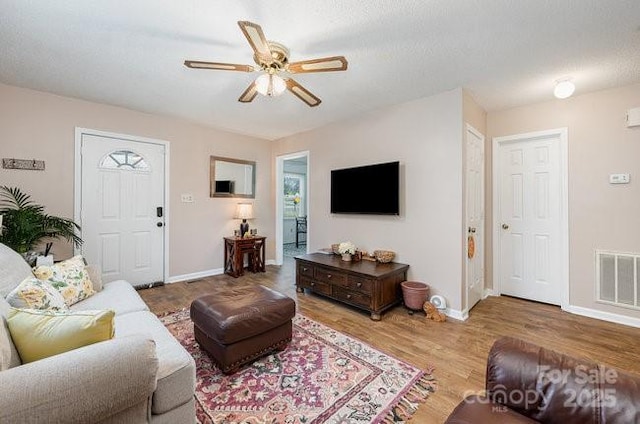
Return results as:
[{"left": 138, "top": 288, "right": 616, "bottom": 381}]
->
[
  {"left": 0, "top": 186, "right": 82, "bottom": 262},
  {"left": 338, "top": 241, "right": 356, "bottom": 262}
]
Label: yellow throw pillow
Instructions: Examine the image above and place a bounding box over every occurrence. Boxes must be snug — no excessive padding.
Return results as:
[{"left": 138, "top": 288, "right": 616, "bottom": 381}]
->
[
  {"left": 6, "top": 276, "right": 69, "bottom": 311},
  {"left": 33, "top": 255, "right": 96, "bottom": 306},
  {"left": 6, "top": 308, "right": 115, "bottom": 363}
]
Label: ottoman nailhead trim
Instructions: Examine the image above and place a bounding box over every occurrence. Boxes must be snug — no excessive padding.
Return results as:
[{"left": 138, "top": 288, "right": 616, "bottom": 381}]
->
[{"left": 211, "top": 337, "right": 292, "bottom": 373}]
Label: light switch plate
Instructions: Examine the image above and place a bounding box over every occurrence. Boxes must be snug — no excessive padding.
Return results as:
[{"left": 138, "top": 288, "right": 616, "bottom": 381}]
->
[
  {"left": 627, "top": 108, "right": 640, "bottom": 127},
  {"left": 181, "top": 193, "right": 194, "bottom": 202},
  {"left": 609, "top": 174, "right": 630, "bottom": 184}
]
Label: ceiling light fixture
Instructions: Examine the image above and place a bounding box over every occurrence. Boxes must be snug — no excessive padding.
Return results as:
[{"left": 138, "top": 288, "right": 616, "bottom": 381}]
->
[
  {"left": 554, "top": 79, "right": 575, "bottom": 99},
  {"left": 255, "top": 73, "right": 286, "bottom": 97}
]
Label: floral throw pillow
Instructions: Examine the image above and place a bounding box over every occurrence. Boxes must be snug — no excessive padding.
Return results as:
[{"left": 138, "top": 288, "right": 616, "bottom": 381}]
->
[
  {"left": 6, "top": 276, "right": 69, "bottom": 311},
  {"left": 33, "top": 256, "right": 96, "bottom": 306}
]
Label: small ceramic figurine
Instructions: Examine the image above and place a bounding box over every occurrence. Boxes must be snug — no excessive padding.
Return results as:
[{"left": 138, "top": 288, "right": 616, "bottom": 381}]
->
[{"left": 423, "top": 301, "right": 446, "bottom": 322}]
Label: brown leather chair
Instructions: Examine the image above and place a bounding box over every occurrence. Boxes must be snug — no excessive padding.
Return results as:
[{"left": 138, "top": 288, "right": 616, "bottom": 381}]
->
[{"left": 446, "top": 337, "right": 640, "bottom": 423}]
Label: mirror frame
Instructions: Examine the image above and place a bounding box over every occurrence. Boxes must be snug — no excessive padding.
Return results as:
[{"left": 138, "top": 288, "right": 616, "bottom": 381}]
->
[{"left": 210, "top": 156, "right": 256, "bottom": 198}]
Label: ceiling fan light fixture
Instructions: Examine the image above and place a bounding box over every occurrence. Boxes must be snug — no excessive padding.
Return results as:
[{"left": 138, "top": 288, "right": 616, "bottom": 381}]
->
[
  {"left": 554, "top": 79, "right": 575, "bottom": 99},
  {"left": 255, "top": 73, "right": 286, "bottom": 97}
]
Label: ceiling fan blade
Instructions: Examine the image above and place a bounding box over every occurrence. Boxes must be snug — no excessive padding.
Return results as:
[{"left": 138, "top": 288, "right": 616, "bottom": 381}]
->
[
  {"left": 184, "top": 60, "right": 255, "bottom": 72},
  {"left": 286, "top": 79, "right": 321, "bottom": 107},
  {"left": 238, "top": 81, "right": 258, "bottom": 103},
  {"left": 287, "top": 56, "right": 348, "bottom": 73},
  {"left": 237, "top": 21, "right": 273, "bottom": 65}
]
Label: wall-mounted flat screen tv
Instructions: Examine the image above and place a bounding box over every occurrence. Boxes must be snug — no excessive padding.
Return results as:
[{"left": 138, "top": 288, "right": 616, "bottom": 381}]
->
[{"left": 331, "top": 161, "right": 399, "bottom": 215}]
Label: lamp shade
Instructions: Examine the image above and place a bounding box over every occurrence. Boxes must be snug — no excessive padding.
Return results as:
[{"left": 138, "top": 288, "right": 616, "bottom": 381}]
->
[{"left": 234, "top": 203, "right": 254, "bottom": 220}]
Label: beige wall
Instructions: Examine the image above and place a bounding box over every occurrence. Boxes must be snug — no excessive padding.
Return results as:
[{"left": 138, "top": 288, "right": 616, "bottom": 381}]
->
[
  {"left": 0, "top": 83, "right": 273, "bottom": 279},
  {"left": 487, "top": 83, "right": 640, "bottom": 318},
  {"left": 274, "top": 89, "right": 466, "bottom": 312},
  {"left": 463, "top": 90, "right": 487, "bottom": 136}
]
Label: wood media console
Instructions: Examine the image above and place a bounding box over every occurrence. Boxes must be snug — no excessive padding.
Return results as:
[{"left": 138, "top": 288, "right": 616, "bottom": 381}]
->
[{"left": 295, "top": 253, "right": 409, "bottom": 320}]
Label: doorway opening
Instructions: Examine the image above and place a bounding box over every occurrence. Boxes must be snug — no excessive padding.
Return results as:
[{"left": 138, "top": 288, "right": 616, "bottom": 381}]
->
[{"left": 275, "top": 152, "right": 309, "bottom": 265}]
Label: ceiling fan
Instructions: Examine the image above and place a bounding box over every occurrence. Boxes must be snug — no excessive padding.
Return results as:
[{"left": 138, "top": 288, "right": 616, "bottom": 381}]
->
[{"left": 184, "top": 21, "right": 348, "bottom": 107}]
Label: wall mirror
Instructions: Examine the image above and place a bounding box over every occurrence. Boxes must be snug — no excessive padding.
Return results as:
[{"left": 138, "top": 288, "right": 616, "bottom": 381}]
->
[{"left": 210, "top": 156, "right": 256, "bottom": 198}]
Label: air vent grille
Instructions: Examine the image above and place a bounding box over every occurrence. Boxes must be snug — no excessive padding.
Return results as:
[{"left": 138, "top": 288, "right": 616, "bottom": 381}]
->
[{"left": 596, "top": 250, "right": 640, "bottom": 310}]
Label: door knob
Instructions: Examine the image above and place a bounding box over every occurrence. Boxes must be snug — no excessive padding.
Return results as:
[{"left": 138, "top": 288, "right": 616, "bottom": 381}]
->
[
  {"left": 157, "top": 222, "right": 164, "bottom": 227},
  {"left": 502, "top": 223, "right": 509, "bottom": 230}
]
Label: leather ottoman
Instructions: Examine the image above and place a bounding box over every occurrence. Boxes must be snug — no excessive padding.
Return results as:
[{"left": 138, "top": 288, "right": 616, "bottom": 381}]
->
[{"left": 190, "top": 285, "right": 296, "bottom": 374}]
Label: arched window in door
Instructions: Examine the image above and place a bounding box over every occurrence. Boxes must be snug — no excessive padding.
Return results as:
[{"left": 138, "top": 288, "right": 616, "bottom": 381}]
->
[{"left": 100, "top": 150, "right": 149, "bottom": 171}]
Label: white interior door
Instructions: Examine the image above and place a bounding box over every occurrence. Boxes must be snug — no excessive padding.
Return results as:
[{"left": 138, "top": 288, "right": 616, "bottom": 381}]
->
[
  {"left": 495, "top": 130, "right": 566, "bottom": 305},
  {"left": 80, "top": 133, "right": 166, "bottom": 287},
  {"left": 466, "top": 125, "right": 485, "bottom": 311}
]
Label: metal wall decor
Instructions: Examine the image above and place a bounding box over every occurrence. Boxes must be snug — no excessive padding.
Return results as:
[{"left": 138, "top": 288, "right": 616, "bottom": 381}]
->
[{"left": 2, "top": 158, "right": 45, "bottom": 171}]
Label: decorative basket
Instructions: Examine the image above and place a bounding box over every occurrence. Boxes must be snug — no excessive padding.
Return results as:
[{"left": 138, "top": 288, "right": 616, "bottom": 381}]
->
[{"left": 373, "top": 250, "right": 395, "bottom": 263}]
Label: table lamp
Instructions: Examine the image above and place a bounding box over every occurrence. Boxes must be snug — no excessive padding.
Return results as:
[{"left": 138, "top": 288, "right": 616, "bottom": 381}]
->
[{"left": 234, "top": 203, "right": 254, "bottom": 236}]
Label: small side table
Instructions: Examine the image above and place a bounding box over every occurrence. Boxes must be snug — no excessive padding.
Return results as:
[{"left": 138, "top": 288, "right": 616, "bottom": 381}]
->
[{"left": 224, "top": 236, "right": 267, "bottom": 278}]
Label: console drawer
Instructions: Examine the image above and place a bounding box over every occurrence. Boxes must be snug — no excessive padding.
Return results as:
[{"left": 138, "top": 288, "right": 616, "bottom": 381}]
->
[
  {"left": 343, "top": 275, "right": 374, "bottom": 294},
  {"left": 314, "top": 267, "right": 347, "bottom": 285},
  {"left": 298, "top": 278, "right": 331, "bottom": 296},
  {"left": 333, "top": 286, "right": 371, "bottom": 309},
  {"left": 297, "top": 262, "right": 314, "bottom": 278}
]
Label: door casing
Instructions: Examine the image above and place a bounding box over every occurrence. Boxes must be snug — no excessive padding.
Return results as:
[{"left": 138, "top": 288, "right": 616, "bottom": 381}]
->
[{"left": 275, "top": 151, "right": 310, "bottom": 265}]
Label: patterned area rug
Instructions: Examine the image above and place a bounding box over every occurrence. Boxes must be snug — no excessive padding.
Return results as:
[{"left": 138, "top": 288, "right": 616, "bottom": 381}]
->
[{"left": 160, "top": 310, "right": 436, "bottom": 424}]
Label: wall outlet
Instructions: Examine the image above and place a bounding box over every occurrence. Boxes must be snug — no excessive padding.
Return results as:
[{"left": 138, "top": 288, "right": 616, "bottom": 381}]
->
[
  {"left": 609, "top": 174, "right": 630, "bottom": 184},
  {"left": 181, "top": 193, "right": 194, "bottom": 203}
]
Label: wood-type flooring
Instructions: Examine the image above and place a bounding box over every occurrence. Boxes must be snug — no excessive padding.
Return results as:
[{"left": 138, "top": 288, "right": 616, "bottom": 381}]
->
[{"left": 139, "top": 258, "right": 640, "bottom": 423}]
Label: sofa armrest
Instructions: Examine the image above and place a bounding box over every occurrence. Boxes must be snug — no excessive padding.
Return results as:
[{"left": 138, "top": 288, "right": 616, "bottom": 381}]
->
[{"left": 0, "top": 336, "right": 158, "bottom": 424}]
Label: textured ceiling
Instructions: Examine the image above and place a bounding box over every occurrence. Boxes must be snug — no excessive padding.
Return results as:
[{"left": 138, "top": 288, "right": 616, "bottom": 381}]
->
[{"left": 1, "top": 1, "right": 639, "bottom": 140}]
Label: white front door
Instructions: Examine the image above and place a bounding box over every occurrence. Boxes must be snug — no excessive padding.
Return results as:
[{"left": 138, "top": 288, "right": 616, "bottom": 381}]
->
[
  {"left": 466, "top": 125, "right": 485, "bottom": 311},
  {"left": 79, "top": 132, "right": 166, "bottom": 287},
  {"left": 495, "top": 130, "right": 567, "bottom": 305}
]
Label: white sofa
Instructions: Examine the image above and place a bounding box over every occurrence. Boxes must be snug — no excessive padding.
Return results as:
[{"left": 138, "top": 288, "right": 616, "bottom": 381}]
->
[{"left": 0, "top": 243, "right": 196, "bottom": 423}]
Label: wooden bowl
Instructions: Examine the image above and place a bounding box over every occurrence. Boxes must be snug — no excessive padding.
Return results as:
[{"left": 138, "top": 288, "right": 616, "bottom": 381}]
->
[{"left": 373, "top": 250, "right": 395, "bottom": 263}]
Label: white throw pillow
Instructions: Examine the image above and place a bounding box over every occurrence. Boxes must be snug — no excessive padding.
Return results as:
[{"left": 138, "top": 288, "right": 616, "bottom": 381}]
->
[{"left": 6, "top": 276, "right": 69, "bottom": 311}]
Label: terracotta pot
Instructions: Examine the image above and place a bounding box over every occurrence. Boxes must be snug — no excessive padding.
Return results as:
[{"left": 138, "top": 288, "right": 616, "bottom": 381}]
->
[
  {"left": 401, "top": 281, "right": 430, "bottom": 310},
  {"left": 341, "top": 253, "right": 352, "bottom": 262}
]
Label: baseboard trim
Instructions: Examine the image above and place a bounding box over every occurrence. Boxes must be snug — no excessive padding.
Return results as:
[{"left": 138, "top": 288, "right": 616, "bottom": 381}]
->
[
  {"left": 563, "top": 304, "right": 640, "bottom": 329},
  {"left": 167, "top": 261, "right": 276, "bottom": 283},
  {"left": 167, "top": 268, "right": 224, "bottom": 284},
  {"left": 446, "top": 308, "right": 468, "bottom": 321},
  {"left": 483, "top": 288, "right": 498, "bottom": 298}
]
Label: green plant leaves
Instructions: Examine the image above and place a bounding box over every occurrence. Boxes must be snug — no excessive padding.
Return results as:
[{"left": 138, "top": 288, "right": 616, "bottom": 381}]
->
[{"left": 0, "top": 186, "right": 82, "bottom": 253}]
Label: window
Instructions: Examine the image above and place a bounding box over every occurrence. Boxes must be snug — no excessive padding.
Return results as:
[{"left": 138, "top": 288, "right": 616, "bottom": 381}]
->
[
  {"left": 100, "top": 150, "right": 149, "bottom": 171},
  {"left": 283, "top": 173, "right": 305, "bottom": 218}
]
